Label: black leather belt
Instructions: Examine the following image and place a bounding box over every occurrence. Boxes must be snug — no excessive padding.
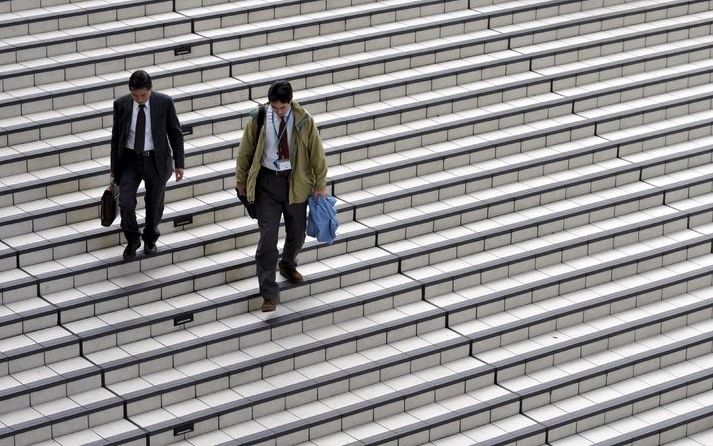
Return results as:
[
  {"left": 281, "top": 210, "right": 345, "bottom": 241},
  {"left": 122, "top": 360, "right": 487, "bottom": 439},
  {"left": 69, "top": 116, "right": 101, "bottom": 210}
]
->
[
  {"left": 260, "top": 166, "right": 290, "bottom": 177},
  {"left": 126, "top": 148, "right": 154, "bottom": 157}
]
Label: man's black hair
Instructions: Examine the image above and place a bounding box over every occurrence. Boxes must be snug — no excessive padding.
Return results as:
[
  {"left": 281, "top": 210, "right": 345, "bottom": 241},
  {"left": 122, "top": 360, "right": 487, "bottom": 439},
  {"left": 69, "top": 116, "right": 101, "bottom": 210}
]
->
[
  {"left": 267, "top": 80, "right": 293, "bottom": 103},
  {"left": 129, "top": 70, "right": 153, "bottom": 91}
]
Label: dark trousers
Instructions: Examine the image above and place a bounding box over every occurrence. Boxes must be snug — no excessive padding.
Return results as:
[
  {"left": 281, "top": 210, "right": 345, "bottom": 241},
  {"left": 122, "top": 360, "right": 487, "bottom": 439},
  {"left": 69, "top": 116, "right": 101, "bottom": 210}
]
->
[
  {"left": 255, "top": 168, "right": 307, "bottom": 301},
  {"left": 118, "top": 150, "right": 167, "bottom": 245}
]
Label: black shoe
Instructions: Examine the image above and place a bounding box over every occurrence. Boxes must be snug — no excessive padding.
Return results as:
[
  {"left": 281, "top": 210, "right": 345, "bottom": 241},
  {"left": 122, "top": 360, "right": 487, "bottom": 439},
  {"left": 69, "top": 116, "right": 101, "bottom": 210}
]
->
[
  {"left": 123, "top": 241, "right": 141, "bottom": 260},
  {"left": 144, "top": 241, "right": 157, "bottom": 256},
  {"left": 278, "top": 263, "right": 303, "bottom": 284}
]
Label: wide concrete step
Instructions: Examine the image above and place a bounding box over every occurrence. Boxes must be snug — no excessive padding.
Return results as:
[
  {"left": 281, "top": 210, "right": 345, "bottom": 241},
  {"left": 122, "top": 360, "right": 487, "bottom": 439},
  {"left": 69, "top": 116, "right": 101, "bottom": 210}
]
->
[
  {"left": 0, "top": 83, "right": 709, "bottom": 275},
  {"left": 2, "top": 209, "right": 712, "bottom": 441},
  {"left": 4, "top": 45, "right": 713, "bottom": 187},
  {"left": 546, "top": 390, "right": 713, "bottom": 446},
  {"left": 0, "top": 66, "right": 710, "bottom": 247},
  {"left": 2, "top": 0, "right": 705, "bottom": 152},
  {"left": 0, "top": 0, "right": 463, "bottom": 71},
  {"left": 7, "top": 254, "right": 712, "bottom": 444},
  {"left": 0, "top": 121, "right": 707, "bottom": 330},
  {"left": 149, "top": 295, "right": 713, "bottom": 445},
  {"left": 2, "top": 0, "right": 707, "bottom": 131},
  {"left": 0, "top": 0, "right": 704, "bottom": 146}
]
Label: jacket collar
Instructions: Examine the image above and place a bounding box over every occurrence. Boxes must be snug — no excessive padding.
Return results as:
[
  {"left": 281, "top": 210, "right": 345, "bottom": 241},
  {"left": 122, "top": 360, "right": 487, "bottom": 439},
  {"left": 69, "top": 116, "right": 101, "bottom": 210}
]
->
[
  {"left": 290, "top": 101, "right": 310, "bottom": 131},
  {"left": 251, "top": 100, "right": 310, "bottom": 131}
]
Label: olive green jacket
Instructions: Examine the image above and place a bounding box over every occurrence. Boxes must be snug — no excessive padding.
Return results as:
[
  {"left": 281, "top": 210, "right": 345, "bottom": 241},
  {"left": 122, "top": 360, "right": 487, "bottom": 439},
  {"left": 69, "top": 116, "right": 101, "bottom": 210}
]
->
[{"left": 235, "top": 101, "right": 327, "bottom": 204}]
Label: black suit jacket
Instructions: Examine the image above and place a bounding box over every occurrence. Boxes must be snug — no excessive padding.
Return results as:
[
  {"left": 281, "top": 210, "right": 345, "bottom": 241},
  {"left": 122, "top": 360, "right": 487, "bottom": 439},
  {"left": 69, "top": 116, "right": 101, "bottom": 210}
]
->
[{"left": 110, "top": 91, "right": 184, "bottom": 184}]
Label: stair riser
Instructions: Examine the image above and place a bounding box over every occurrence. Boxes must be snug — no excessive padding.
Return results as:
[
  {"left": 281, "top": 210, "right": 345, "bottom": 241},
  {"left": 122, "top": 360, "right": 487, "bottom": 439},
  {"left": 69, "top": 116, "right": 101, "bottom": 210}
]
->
[
  {"left": 579, "top": 410, "right": 713, "bottom": 446},
  {"left": 7, "top": 243, "right": 713, "bottom": 413},
  {"left": 20, "top": 158, "right": 695, "bottom": 300},
  {"left": 6, "top": 63, "right": 710, "bottom": 209},
  {"left": 4, "top": 22, "right": 191, "bottom": 66},
  {"left": 2, "top": 88, "right": 708, "bottom": 244},
  {"left": 428, "top": 233, "right": 713, "bottom": 317},
  {"left": 0, "top": 135, "right": 633, "bottom": 264},
  {"left": 106, "top": 192, "right": 713, "bottom": 322},
  {"left": 0, "top": 0, "right": 394, "bottom": 49},
  {"left": 93, "top": 209, "right": 708, "bottom": 355},
  {"left": 0, "top": 320, "right": 459, "bottom": 444},
  {"left": 341, "top": 336, "right": 713, "bottom": 446},
  {"left": 487, "top": 305, "right": 713, "bottom": 386},
  {"left": 6, "top": 247, "right": 712, "bottom": 440},
  {"left": 0, "top": 166, "right": 704, "bottom": 344},
  {"left": 7, "top": 311, "right": 711, "bottom": 446},
  {"left": 131, "top": 347, "right": 473, "bottom": 443},
  {"left": 1, "top": 140, "right": 708, "bottom": 309},
  {"left": 1, "top": 14, "right": 706, "bottom": 162},
  {"left": 3, "top": 111, "right": 710, "bottom": 278},
  {"left": 0, "top": 2, "right": 172, "bottom": 40},
  {"left": 2, "top": 404, "right": 123, "bottom": 446},
  {"left": 6, "top": 257, "right": 713, "bottom": 443},
  {"left": 0, "top": 0, "right": 468, "bottom": 66},
  {"left": 419, "top": 376, "right": 712, "bottom": 446},
  {"left": 0, "top": 0, "right": 701, "bottom": 111},
  {"left": 5, "top": 32, "right": 713, "bottom": 151},
  {"left": 545, "top": 375, "right": 713, "bottom": 443},
  {"left": 0, "top": 374, "right": 102, "bottom": 417},
  {"left": 0, "top": 10, "right": 477, "bottom": 97},
  {"left": 5, "top": 8, "right": 711, "bottom": 127},
  {"left": 160, "top": 316, "right": 713, "bottom": 446}
]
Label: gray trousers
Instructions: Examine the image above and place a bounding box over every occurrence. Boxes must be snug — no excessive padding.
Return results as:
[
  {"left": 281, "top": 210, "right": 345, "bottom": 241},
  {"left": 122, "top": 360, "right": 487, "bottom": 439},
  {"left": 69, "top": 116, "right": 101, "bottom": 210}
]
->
[
  {"left": 255, "top": 169, "right": 307, "bottom": 301},
  {"left": 119, "top": 150, "right": 167, "bottom": 245}
]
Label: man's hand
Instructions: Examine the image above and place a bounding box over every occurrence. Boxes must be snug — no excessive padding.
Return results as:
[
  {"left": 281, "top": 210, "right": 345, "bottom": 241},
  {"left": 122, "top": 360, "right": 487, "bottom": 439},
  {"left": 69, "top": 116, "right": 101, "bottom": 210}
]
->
[
  {"left": 175, "top": 168, "right": 184, "bottom": 181},
  {"left": 313, "top": 186, "right": 328, "bottom": 198},
  {"left": 236, "top": 182, "right": 246, "bottom": 196}
]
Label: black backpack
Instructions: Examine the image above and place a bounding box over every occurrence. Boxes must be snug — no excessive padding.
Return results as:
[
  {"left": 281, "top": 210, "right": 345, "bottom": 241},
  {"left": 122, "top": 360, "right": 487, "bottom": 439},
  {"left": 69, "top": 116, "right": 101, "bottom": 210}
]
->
[{"left": 237, "top": 105, "right": 266, "bottom": 219}]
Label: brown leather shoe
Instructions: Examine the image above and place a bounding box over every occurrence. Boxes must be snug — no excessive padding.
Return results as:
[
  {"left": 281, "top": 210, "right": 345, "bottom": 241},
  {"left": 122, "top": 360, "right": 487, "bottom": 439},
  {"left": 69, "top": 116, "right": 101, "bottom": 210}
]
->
[
  {"left": 261, "top": 298, "right": 276, "bottom": 312},
  {"left": 279, "top": 263, "right": 303, "bottom": 284}
]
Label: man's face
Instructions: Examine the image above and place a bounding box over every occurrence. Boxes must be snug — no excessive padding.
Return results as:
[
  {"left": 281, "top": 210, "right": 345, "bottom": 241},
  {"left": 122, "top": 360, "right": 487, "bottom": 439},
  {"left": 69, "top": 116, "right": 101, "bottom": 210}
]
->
[
  {"left": 270, "top": 100, "right": 290, "bottom": 118},
  {"left": 130, "top": 88, "right": 151, "bottom": 105}
]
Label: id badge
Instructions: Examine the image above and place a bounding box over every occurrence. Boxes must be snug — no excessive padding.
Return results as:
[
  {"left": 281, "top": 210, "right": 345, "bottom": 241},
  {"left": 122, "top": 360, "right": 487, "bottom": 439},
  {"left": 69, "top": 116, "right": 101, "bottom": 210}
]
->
[{"left": 274, "top": 158, "right": 292, "bottom": 171}]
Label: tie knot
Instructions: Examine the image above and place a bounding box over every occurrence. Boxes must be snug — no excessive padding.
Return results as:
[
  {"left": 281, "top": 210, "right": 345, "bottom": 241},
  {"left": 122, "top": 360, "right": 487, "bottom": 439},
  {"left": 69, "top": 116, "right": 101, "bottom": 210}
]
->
[{"left": 139, "top": 104, "right": 145, "bottom": 110}]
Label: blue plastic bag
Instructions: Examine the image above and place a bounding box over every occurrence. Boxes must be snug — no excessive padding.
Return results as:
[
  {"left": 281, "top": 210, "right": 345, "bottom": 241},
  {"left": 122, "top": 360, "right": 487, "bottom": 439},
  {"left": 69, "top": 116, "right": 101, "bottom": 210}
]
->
[{"left": 307, "top": 195, "right": 338, "bottom": 245}]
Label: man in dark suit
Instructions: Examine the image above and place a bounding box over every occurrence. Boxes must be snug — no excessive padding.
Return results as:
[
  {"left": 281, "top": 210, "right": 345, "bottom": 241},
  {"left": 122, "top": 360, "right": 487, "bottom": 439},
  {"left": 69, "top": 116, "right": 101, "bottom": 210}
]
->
[{"left": 110, "top": 70, "right": 185, "bottom": 260}]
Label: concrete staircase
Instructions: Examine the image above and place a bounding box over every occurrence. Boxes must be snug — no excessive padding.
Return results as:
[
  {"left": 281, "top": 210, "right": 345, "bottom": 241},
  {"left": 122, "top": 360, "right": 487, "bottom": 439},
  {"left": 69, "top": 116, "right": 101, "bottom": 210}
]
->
[{"left": 0, "top": 0, "right": 712, "bottom": 445}]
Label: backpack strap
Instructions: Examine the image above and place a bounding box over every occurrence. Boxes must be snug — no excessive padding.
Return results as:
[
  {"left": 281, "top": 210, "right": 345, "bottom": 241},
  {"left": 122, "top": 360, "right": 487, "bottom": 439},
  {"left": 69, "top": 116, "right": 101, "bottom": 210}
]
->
[{"left": 256, "top": 105, "right": 266, "bottom": 137}]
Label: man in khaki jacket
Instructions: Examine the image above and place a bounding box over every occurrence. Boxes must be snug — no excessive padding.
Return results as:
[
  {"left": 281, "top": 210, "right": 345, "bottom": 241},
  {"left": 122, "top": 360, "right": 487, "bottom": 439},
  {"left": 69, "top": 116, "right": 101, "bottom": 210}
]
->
[{"left": 236, "top": 81, "right": 328, "bottom": 312}]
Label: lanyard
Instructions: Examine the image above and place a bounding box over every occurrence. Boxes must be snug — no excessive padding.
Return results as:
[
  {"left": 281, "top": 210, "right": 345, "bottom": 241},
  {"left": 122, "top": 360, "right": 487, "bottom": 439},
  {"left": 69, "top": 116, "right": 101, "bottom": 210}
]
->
[{"left": 271, "top": 108, "right": 291, "bottom": 144}]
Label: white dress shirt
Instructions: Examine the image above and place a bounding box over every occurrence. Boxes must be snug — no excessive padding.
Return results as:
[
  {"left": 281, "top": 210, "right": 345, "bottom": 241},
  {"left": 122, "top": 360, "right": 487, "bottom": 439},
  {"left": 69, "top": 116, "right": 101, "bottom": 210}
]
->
[
  {"left": 126, "top": 100, "right": 155, "bottom": 151},
  {"left": 261, "top": 105, "right": 293, "bottom": 170}
]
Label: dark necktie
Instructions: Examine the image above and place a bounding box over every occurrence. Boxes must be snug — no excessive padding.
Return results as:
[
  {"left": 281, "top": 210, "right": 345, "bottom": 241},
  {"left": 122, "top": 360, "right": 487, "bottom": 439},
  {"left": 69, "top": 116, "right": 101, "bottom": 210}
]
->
[
  {"left": 134, "top": 104, "right": 146, "bottom": 154},
  {"left": 278, "top": 116, "right": 289, "bottom": 160}
]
